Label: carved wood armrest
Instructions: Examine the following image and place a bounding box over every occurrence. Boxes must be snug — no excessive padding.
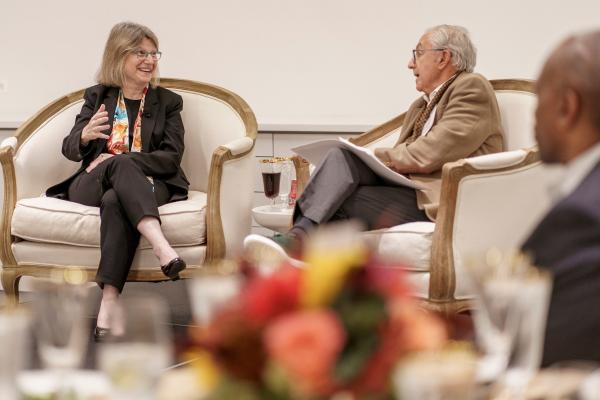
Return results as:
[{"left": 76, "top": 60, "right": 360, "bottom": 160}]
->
[
  {"left": 428, "top": 148, "right": 541, "bottom": 302},
  {"left": 205, "top": 141, "right": 254, "bottom": 262},
  {"left": 0, "top": 145, "right": 17, "bottom": 266}
]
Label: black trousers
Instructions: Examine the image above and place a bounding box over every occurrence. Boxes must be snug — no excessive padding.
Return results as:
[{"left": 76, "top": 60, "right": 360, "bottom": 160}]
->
[
  {"left": 295, "top": 148, "right": 429, "bottom": 230},
  {"left": 68, "top": 155, "right": 171, "bottom": 292}
]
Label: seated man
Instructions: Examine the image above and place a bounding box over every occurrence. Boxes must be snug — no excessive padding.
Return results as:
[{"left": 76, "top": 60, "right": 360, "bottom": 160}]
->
[
  {"left": 247, "top": 24, "right": 504, "bottom": 255},
  {"left": 521, "top": 30, "right": 600, "bottom": 366}
]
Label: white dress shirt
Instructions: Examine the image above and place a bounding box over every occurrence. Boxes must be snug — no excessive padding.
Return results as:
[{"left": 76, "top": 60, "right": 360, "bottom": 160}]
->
[{"left": 419, "top": 75, "right": 456, "bottom": 137}]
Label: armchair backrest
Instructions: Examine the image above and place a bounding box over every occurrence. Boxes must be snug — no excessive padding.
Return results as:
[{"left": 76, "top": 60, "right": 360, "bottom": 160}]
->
[
  {"left": 490, "top": 80, "right": 536, "bottom": 151},
  {"left": 14, "top": 99, "right": 85, "bottom": 200},
  {"left": 11, "top": 78, "right": 256, "bottom": 201},
  {"left": 160, "top": 79, "right": 256, "bottom": 192}
]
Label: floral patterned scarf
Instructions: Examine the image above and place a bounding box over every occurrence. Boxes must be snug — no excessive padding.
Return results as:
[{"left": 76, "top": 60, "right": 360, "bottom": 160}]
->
[{"left": 106, "top": 87, "right": 147, "bottom": 154}]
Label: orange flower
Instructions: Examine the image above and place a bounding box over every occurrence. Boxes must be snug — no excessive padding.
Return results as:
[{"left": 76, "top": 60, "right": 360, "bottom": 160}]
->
[
  {"left": 264, "top": 310, "right": 346, "bottom": 396},
  {"left": 391, "top": 299, "right": 448, "bottom": 352},
  {"left": 348, "top": 299, "right": 447, "bottom": 394}
]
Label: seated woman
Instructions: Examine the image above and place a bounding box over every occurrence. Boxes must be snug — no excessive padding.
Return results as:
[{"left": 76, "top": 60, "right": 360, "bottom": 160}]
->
[{"left": 46, "top": 21, "right": 189, "bottom": 340}]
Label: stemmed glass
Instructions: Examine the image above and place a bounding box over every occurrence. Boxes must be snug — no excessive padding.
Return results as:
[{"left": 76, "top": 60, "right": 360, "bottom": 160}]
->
[
  {"left": 466, "top": 249, "right": 552, "bottom": 398},
  {"left": 31, "top": 279, "right": 90, "bottom": 399},
  {"left": 188, "top": 261, "right": 242, "bottom": 326},
  {"left": 260, "top": 158, "right": 282, "bottom": 210},
  {"left": 97, "top": 292, "right": 173, "bottom": 400}
]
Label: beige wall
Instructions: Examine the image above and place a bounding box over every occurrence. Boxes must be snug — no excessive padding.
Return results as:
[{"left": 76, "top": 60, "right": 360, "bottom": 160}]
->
[{"left": 2, "top": 0, "right": 600, "bottom": 130}]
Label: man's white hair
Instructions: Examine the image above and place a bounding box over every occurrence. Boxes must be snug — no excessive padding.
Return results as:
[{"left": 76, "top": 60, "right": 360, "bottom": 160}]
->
[{"left": 426, "top": 25, "right": 477, "bottom": 73}]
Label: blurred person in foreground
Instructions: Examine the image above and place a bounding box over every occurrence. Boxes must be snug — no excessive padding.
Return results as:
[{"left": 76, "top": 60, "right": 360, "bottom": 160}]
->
[
  {"left": 245, "top": 24, "right": 503, "bottom": 257},
  {"left": 46, "top": 22, "right": 189, "bottom": 341},
  {"left": 521, "top": 30, "right": 600, "bottom": 366}
]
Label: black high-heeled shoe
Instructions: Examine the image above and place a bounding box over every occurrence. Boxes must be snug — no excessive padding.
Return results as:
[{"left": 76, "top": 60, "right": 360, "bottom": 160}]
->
[
  {"left": 161, "top": 257, "right": 186, "bottom": 280},
  {"left": 94, "top": 326, "right": 111, "bottom": 342}
]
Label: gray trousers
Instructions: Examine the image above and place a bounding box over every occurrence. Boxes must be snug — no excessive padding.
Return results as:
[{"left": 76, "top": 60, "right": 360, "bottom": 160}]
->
[{"left": 295, "top": 148, "right": 428, "bottom": 231}]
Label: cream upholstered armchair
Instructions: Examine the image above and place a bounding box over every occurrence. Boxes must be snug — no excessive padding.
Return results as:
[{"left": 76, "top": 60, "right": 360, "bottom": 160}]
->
[
  {"left": 1, "top": 78, "right": 257, "bottom": 303},
  {"left": 293, "top": 79, "right": 555, "bottom": 314}
]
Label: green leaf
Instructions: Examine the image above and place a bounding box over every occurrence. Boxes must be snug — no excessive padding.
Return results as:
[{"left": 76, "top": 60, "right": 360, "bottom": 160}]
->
[
  {"left": 339, "top": 293, "right": 387, "bottom": 334},
  {"left": 331, "top": 289, "right": 388, "bottom": 383},
  {"left": 262, "top": 362, "right": 293, "bottom": 399},
  {"left": 335, "top": 334, "right": 379, "bottom": 382}
]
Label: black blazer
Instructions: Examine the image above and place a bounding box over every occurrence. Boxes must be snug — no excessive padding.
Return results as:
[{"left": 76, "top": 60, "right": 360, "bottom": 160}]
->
[
  {"left": 46, "top": 84, "right": 189, "bottom": 201},
  {"left": 521, "top": 160, "right": 600, "bottom": 366}
]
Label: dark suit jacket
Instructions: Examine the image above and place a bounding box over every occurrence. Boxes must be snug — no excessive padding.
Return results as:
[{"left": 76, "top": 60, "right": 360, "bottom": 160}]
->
[
  {"left": 46, "top": 84, "right": 189, "bottom": 201},
  {"left": 521, "top": 160, "right": 600, "bottom": 366}
]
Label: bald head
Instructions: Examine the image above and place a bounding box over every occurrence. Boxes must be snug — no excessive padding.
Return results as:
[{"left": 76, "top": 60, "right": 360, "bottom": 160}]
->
[{"left": 535, "top": 30, "right": 600, "bottom": 163}]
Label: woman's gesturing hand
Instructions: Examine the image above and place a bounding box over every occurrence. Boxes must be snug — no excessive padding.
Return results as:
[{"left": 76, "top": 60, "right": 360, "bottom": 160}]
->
[{"left": 81, "top": 104, "right": 110, "bottom": 146}]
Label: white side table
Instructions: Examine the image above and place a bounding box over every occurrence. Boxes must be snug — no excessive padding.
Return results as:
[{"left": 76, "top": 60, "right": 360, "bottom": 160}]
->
[{"left": 252, "top": 205, "right": 293, "bottom": 233}]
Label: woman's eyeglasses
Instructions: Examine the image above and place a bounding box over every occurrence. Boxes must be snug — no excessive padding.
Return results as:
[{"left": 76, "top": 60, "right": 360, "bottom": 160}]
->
[{"left": 133, "top": 50, "right": 162, "bottom": 61}]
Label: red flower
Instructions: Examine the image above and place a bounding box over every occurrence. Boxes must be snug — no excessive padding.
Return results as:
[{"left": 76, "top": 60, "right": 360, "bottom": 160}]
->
[
  {"left": 242, "top": 266, "right": 302, "bottom": 326},
  {"left": 264, "top": 309, "right": 346, "bottom": 396},
  {"left": 192, "top": 308, "right": 266, "bottom": 382}
]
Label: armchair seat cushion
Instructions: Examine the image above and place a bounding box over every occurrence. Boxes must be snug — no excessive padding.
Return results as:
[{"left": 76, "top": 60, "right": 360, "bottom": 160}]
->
[
  {"left": 11, "top": 191, "right": 207, "bottom": 248},
  {"left": 364, "top": 221, "right": 435, "bottom": 271}
]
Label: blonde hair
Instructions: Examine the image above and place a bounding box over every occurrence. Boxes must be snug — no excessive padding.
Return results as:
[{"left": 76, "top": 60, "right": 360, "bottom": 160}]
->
[{"left": 96, "top": 22, "right": 160, "bottom": 88}]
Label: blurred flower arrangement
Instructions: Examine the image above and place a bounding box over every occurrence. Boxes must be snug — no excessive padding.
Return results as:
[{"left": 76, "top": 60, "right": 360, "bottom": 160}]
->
[{"left": 189, "top": 228, "right": 447, "bottom": 399}]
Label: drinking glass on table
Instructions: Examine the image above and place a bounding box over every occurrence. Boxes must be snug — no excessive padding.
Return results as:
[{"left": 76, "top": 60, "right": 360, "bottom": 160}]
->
[
  {"left": 97, "top": 292, "right": 173, "bottom": 400},
  {"left": 260, "top": 158, "right": 282, "bottom": 210},
  {"left": 466, "top": 249, "right": 552, "bottom": 398},
  {"left": 274, "top": 156, "right": 293, "bottom": 209},
  {"left": 31, "top": 278, "right": 90, "bottom": 399}
]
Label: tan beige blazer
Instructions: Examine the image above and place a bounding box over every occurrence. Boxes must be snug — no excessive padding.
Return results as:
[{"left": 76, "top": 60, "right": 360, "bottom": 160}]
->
[{"left": 375, "top": 72, "right": 504, "bottom": 220}]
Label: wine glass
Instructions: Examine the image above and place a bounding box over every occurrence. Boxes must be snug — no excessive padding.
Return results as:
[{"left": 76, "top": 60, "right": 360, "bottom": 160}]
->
[
  {"left": 31, "top": 279, "right": 90, "bottom": 399},
  {"left": 466, "top": 249, "right": 552, "bottom": 398},
  {"left": 97, "top": 292, "right": 173, "bottom": 400},
  {"left": 188, "top": 261, "right": 242, "bottom": 326},
  {"left": 274, "top": 156, "right": 293, "bottom": 209},
  {"left": 260, "top": 158, "right": 282, "bottom": 210}
]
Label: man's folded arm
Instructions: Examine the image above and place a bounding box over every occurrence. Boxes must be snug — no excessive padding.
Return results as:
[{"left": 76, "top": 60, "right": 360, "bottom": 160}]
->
[{"left": 376, "top": 77, "right": 496, "bottom": 174}]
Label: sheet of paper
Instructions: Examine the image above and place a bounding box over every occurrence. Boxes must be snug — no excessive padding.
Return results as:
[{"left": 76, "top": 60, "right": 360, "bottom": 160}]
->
[{"left": 291, "top": 137, "right": 425, "bottom": 189}]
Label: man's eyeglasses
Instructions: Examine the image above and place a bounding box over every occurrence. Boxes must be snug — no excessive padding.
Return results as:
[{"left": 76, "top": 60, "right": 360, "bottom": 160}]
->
[
  {"left": 133, "top": 50, "right": 162, "bottom": 61},
  {"left": 412, "top": 48, "right": 445, "bottom": 63}
]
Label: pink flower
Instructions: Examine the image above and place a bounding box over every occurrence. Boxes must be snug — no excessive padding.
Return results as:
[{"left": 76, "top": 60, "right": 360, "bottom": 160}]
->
[
  {"left": 264, "top": 310, "right": 346, "bottom": 396},
  {"left": 364, "top": 263, "right": 413, "bottom": 299}
]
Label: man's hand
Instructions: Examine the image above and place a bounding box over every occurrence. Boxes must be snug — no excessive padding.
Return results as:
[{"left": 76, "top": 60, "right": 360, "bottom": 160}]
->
[
  {"left": 85, "top": 153, "right": 114, "bottom": 173},
  {"left": 81, "top": 104, "right": 110, "bottom": 146},
  {"left": 375, "top": 148, "right": 402, "bottom": 173}
]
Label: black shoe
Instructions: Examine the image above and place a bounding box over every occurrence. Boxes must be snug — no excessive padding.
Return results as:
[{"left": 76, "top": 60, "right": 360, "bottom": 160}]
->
[
  {"left": 161, "top": 257, "right": 186, "bottom": 280},
  {"left": 94, "top": 326, "right": 111, "bottom": 342}
]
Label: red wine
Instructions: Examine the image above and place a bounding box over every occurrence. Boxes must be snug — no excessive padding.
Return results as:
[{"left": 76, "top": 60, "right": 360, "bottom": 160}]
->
[{"left": 262, "top": 172, "right": 281, "bottom": 199}]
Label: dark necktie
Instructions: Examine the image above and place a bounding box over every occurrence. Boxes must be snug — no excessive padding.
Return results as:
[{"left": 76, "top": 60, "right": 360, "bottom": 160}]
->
[{"left": 404, "top": 73, "right": 460, "bottom": 145}]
